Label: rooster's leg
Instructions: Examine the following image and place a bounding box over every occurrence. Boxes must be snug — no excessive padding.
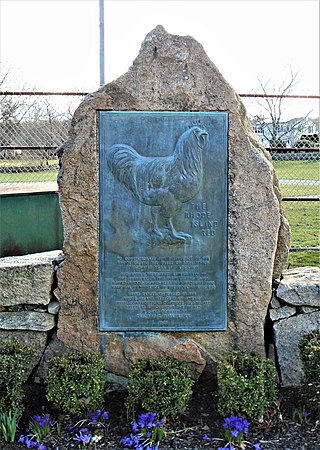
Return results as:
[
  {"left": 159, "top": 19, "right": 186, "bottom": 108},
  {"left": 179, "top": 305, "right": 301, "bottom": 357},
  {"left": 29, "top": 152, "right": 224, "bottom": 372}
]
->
[
  {"left": 167, "top": 218, "right": 192, "bottom": 241},
  {"left": 151, "top": 207, "right": 164, "bottom": 238}
]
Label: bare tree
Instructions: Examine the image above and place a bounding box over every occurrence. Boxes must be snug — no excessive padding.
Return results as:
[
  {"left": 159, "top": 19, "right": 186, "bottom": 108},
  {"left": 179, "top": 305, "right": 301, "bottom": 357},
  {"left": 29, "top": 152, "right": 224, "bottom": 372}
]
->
[
  {"left": 251, "top": 70, "right": 312, "bottom": 148},
  {"left": 0, "top": 69, "right": 72, "bottom": 163},
  {"left": 0, "top": 69, "right": 38, "bottom": 151}
]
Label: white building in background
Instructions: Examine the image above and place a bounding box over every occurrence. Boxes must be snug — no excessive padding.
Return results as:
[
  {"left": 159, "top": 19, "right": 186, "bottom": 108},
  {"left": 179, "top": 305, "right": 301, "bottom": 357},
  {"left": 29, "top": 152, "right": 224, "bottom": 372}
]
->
[{"left": 252, "top": 117, "right": 318, "bottom": 148}]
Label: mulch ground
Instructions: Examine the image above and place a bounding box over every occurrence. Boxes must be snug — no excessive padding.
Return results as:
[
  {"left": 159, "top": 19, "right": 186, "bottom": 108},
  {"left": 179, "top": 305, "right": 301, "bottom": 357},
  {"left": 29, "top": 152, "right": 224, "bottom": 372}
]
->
[{"left": 1, "top": 372, "right": 319, "bottom": 450}]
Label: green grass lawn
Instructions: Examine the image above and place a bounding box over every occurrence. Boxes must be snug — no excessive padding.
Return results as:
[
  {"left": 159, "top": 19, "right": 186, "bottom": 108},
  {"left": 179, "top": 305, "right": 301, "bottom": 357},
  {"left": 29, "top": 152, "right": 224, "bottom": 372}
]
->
[
  {"left": 0, "top": 159, "right": 58, "bottom": 168},
  {"left": 283, "top": 201, "right": 319, "bottom": 268},
  {"left": 274, "top": 159, "right": 319, "bottom": 197},
  {"left": 287, "top": 251, "right": 319, "bottom": 269},
  {"left": 273, "top": 159, "right": 319, "bottom": 180},
  {"left": 0, "top": 170, "right": 58, "bottom": 183},
  {"left": 280, "top": 184, "right": 319, "bottom": 197},
  {"left": 275, "top": 161, "right": 319, "bottom": 267},
  {"left": 284, "top": 201, "right": 319, "bottom": 248},
  {"left": 0, "top": 159, "right": 59, "bottom": 183}
]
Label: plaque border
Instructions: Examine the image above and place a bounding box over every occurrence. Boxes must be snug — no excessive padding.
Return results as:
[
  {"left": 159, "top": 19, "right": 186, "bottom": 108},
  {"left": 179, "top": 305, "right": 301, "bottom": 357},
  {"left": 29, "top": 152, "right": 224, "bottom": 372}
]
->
[{"left": 98, "top": 111, "right": 228, "bottom": 332}]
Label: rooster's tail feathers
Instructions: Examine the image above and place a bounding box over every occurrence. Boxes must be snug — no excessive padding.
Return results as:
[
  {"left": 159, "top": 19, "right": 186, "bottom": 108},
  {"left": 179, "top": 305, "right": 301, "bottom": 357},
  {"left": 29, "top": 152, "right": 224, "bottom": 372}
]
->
[{"left": 107, "top": 144, "right": 139, "bottom": 193}]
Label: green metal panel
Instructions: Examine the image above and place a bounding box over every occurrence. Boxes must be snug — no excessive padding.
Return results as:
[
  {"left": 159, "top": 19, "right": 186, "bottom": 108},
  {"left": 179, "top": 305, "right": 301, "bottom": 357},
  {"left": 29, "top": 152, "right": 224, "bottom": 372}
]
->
[{"left": 0, "top": 192, "right": 63, "bottom": 257}]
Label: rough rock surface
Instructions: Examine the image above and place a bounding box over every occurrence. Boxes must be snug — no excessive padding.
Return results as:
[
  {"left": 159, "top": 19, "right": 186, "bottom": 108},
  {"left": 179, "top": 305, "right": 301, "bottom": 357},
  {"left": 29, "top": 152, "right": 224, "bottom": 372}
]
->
[
  {"left": 273, "top": 311, "right": 320, "bottom": 386},
  {"left": 48, "top": 300, "right": 61, "bottom": 315},
  {"left": 276, "top": 266, "right": 320, "bottom": 307},
  {"left": 269, "top": 304, "right": 296, "bottom": 322},
  {"left": 100, "top": 335, "right": 206, "bottom": 380},
  {"left": 32, "top": 332, "right": 69, "bottom": 383},
  {"left": 0, "top": 250, "right": 62, "bottom": 306},
  {"left": 57, "top": 26, "right": 290, "bottom": 376},
  {"left": 0, "top": 311, "right": 55, "bottom": 331},
  {"left": 270, "top": 266, "right": 320, "bottom": 386}
]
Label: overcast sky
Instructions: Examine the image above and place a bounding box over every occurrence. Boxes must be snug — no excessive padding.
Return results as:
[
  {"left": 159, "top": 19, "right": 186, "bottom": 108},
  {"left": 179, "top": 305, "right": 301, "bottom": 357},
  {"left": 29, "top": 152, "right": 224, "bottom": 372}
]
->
[{"left": 0, "top": 0, "right": 319, "bottom": 118}]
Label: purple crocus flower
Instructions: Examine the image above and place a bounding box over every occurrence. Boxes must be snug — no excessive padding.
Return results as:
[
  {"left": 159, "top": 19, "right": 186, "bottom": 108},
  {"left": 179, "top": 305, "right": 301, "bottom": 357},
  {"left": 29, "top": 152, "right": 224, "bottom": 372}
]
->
[
  {"left": 131, "top": 419, "right": 139, "bottom": 432},
  {"left": 25, "top": 437, "right": 38, "bottom": 448},
  {"left": 102, "top": 410, "right": 109, "bottom": 420},
  {"left": 223, "top": 416, "right": 250, "bottom": 435},
  {"left": 138, "top": 412, "right": 157, "bottom": 429},
  {"left": 73, "top": 430, "right": 92, "bottom": 444},
  {"left": 121, "top": 435, "right": 134, "bottom": 446},
  {"left": 231, "top": 429, "right": 239, "bottom": 437},
  {"left": 37, "top": 444, "right": 47, "bottom": 450},
  {"left": 252, "top": 443, "right": 262, "bottom": 450},
  {"left": 18, "top": 435, "right": 26, "bottom": 443}
]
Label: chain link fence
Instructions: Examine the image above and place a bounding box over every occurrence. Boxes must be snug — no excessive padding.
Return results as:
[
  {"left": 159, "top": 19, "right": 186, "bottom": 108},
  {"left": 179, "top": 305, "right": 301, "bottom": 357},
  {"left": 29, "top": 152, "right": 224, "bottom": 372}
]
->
[
  {"left": 0, "top": 92, "right": 84, "bottom": 184},
  {"left": 0, "top": 91, "right": 319, "bottom": 252},
  {"left": 269, "top": 147, "right": 319, "bottom": 256},
  {"left": 270, "top": 149, "right": 319, "bottom": 198}
]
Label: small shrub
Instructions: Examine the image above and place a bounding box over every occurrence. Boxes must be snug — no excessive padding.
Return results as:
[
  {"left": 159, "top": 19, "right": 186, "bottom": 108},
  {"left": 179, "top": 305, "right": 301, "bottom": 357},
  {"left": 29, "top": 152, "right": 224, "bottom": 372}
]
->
[
  {"left": 126, "top": 357, "right": 194, "bottom": 418},
  {"left": 46, "top": 352, "right": 106, "bottom": 415},
  {"left": 217, "top": 351, "right": 278, "bottom": 420},
  {"left": 0, "top": 340, "right": 34, "bottom": 415},
  {"left": 299, "top": 329, "right": 320, "bottom": 413}
]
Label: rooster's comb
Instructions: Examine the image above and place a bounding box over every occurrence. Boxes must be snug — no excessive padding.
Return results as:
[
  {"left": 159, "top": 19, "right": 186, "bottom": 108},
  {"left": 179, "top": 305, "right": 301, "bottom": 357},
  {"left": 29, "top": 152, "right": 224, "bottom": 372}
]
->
[{"left": 189, "top": 120, "right": 203, "bottom": 129}]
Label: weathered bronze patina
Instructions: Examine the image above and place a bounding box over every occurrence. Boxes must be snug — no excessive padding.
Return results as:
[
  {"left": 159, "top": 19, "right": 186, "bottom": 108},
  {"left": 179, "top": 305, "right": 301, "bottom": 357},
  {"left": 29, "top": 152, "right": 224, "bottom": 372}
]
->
[{"left": 99, "top": 111, "right": 228, "bottom": 331}]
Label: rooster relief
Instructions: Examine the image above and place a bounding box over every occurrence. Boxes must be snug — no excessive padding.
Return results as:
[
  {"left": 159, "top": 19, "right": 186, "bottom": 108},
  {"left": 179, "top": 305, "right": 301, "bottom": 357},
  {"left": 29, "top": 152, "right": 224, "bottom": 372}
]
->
[{"left": 107, "top": 126, "right": 208, "bottom": 245}]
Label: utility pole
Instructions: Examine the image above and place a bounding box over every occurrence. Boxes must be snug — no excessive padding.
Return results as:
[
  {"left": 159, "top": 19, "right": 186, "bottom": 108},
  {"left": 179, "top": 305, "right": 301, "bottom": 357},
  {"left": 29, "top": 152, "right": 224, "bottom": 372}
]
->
[{"left": 99, "top": 0, "right": 105, "bottom": 86}]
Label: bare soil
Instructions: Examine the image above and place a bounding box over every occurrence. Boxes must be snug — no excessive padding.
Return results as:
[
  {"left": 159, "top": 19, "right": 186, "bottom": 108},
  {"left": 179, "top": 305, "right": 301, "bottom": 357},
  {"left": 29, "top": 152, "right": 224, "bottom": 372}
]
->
[{"left": 1, "top": 372, "right": 319, "bottom": 450}]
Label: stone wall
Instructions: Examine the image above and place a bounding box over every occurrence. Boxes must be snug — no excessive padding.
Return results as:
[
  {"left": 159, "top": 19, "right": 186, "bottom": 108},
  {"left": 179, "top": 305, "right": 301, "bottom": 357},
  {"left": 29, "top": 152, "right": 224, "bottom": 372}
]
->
[
  {"left": 0, "top": 251, "right": 63, "bottom": 380},
  {"left": 270, "top": 266, "right": 320, "bottom": 386},
  {"left": 54, "top": 25, "right": 290, "bottom": 378}
]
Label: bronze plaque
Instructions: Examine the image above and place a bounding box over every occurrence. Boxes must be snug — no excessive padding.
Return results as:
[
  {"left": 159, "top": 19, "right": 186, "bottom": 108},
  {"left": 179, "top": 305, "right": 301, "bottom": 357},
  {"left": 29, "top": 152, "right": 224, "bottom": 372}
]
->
[{"left": 99, "top": 111, "right": 228, "bottom": 331}]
